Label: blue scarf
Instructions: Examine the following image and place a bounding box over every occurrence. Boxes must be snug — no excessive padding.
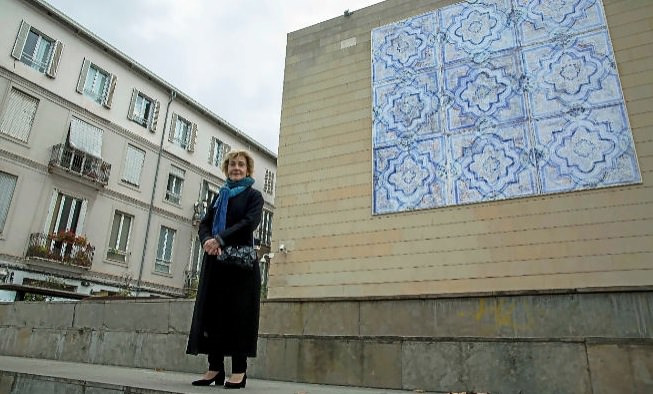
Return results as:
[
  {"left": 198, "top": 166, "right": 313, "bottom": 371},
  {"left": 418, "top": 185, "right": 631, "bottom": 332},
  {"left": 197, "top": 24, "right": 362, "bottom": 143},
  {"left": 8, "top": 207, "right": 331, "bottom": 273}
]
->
[{"left": 211, "top": 177, "right": 255, "bottom": 237}]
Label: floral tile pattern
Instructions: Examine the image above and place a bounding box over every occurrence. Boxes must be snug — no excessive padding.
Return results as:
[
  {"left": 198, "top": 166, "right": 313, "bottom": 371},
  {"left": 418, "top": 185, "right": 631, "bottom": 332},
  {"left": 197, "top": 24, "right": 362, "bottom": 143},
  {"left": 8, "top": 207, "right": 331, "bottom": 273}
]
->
[{"left": 371, "top": 0, "right": 641, "bottom": 215}]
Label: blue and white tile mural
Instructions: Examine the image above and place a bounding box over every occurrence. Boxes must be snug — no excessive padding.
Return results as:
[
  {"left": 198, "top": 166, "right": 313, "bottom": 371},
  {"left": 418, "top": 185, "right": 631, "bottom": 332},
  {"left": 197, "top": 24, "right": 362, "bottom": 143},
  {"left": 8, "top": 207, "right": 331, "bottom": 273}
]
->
[{"left": 371, "top": 0, "right": 641, "bottom": 214}]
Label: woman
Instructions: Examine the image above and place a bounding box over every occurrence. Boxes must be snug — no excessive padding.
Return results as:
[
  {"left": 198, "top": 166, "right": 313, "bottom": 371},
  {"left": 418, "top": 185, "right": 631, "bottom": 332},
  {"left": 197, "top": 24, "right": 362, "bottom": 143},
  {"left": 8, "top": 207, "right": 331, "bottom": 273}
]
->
[{"left": 186, "top": 149, "right": 264, "bottom": 389}]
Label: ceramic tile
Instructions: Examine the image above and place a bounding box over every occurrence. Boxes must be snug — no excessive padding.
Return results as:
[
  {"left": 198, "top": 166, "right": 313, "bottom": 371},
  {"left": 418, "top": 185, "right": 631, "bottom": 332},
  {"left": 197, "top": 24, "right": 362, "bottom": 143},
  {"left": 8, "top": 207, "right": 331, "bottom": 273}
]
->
[
  {"left": 522, "top": 30, "right": 622, "bottom": 118},
  {"left": 371, "top": 0, "right": 640, "bottom": 214},
  {"left": 373, "top": 71, "right": 442, "bottom": 146},
  {"left": 374, "top": 136, "right": 448, "bottom": 214},
  {"left": 440, "top": 0, "right": 518, "bottom": 65},
  {"left": 443, "top": 53, "right": 527, "bottom": 132},
  {"left": 533, "top": 104, "right": 642, "bottom": 193},
  {"left": 516, "top": 0, "right": 606, "bottom": 46},
  {"left": 372, "top": 12, "right": 439, "bottom": 84},
  {"left": 450, "top": 122, "right": 538, "bottom": 205}
]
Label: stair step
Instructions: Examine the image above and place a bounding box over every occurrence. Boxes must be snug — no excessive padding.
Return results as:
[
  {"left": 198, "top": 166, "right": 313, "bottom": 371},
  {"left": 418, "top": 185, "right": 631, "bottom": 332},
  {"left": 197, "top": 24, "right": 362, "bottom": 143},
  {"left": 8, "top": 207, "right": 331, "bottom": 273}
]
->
[{"left": 0, "top": 356, "right": 413, "bottom": 394}]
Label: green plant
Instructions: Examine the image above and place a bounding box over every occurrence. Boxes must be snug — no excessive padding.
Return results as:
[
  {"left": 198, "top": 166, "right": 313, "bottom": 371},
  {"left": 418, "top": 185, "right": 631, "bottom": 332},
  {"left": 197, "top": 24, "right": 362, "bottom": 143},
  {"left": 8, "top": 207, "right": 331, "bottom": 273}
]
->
[
  {"left": 26, "top": 245, "right": 49, "bottom": 258},
  {"left": 24, "top": 293, "right": 48, "bottom": 302},
  {"left": 185, "top": 277, "right": 199, "bottom": 299}
]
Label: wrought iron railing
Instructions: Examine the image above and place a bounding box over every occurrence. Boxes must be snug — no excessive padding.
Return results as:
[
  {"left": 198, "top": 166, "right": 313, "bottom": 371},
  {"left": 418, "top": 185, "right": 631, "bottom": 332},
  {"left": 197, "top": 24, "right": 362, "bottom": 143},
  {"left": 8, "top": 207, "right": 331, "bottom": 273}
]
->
[
  {"left": 49, "top": 144, "right": 111, "bottom": 186},
  {"left": 26, "top": 232, "right": 94, "bottom": 269}
]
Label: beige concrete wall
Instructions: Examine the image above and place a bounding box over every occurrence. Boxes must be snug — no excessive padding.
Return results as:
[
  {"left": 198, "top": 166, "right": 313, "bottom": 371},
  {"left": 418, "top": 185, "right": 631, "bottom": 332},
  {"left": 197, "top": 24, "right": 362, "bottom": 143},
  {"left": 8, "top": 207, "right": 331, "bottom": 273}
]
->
[{"left": 269, "top": 0, "right": 653, "bottom": 299}]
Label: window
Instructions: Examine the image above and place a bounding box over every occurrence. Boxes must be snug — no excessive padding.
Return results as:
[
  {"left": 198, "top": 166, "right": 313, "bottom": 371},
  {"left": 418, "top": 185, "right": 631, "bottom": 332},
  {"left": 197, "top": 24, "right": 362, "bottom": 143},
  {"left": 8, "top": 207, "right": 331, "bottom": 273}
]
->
[
  {"left": 107, "top": 211, "right": 133, "bottom": 263},
  {"left": 76, "top": 59, "right": 117, "bottom": 108},
  {"left": 68, "top": 117, "right": 103, "bottom": 157},
  {"left": 0, "top": 172, "right": 18, "bottom": 233},
  {"left": 122, "top": 145, "right": 145, "bottom": 186},
  {"left": 165, "top": 165, "right": 185, "bottom": 204},
  {"left": 128, "top": 88, "right": 159, "bottom": 131},
  {"left": 169, "top": 114, "right": 197, "bottom": 152},
  {"left": 209, "top": 137, "right": 231, "bottom": 167},
  {"left": 189, "top": 236, "right": 203, "bottom": 277},
  {"left": 200, "top": 180, "right": 219, "bottom": 206},
  {"left": 0, "top": 88, "right": 38, "bottom": 142},
  {"left": 255, "top": 209, "right": 273, "bottom": 247},
  {"left": 11, "top": 21, "right": 63, "bottom": 77},
  {"left": 45, "top": 191, "right": 87, "bottom": 235},
  {"left": 193, "top": 180, "right": 218, "bottom": 222},
  {"left": 54, "top": 118, "right": 107, "bottom": 183},
  {"left": 264, "top": 169, "right": 275, "bottom": 195},
  {"left": 155, "top": 226, "right": 175, "bottom": 274}
]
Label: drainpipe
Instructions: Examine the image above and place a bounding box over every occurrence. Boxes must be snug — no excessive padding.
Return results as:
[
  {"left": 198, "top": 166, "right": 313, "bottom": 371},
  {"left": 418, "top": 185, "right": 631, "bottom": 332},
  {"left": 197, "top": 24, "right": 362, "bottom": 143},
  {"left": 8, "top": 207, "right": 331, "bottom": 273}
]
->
[{"left": 135, "top": 89, "right": 176, "bottom": 296}]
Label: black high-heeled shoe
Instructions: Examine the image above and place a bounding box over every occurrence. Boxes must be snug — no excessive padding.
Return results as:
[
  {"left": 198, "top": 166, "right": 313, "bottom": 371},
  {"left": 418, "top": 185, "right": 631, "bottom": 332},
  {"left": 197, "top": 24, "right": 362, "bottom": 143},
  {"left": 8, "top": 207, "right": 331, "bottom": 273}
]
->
[
  {"left": 224, "top": 374, "right": 247, "bottom": 389},
  {"left": 191, "top": 370, "right": 225, "bottom": 386}
]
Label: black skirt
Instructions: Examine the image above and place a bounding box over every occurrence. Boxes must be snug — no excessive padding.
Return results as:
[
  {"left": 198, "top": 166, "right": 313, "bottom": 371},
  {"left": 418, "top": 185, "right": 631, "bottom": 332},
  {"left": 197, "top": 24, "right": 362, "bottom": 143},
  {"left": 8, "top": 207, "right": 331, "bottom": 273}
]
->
[{"left": 186, "top": 253, "right": 261, "bottom": 357}]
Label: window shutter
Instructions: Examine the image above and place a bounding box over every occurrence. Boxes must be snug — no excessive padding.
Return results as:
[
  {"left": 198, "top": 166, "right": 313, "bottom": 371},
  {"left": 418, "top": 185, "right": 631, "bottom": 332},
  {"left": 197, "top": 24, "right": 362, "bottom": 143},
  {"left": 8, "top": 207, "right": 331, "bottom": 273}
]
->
[
  {"left": 222, "top": 143, "right": 231, "bottom": 160},
  {"left": 43, "top": 190, "right": 59, "bottom": 233},
  {"left": 208, "top": 137, "right": 215, "bottom": 164},
  {"left": 11, "top": 21, "right": 30, "bottom": 60},
  {"left": 103, "top": 74, "right": 117, "bottom": 108},
  {"left": 188, "top": 123, "right": 198, "bottom": 152},
  {"left": 123, "top": 145, "right": 145, "bottom": 185},
  {"left": 149, "top": 100, "right": 160, "bottom": 133},
  {"left": 46, "top": 41, "right": 63, "bottom": 78},
  {"left": 69, "top": 117, "right": 103, "bottom": 157},
  {"left": 0, "top": 172, "right": 18, "bottom": 232},
  {"left": 168, "top": 114, "right": 177, "bottom": 142},
  {"left": 127, "top": 88, "right": 138, "bottom": 120},
  {"left": 0, "top": 88, "right": 39, "bottom": 142},
  {"left": 76, "top": 59, "right": 90, "bottom": 93},
  {"left": 169, "top": 165, "right": 185, "bottom": 178},
  {"left": 75, "top": 199, "right": 88, "bottom": 234}
]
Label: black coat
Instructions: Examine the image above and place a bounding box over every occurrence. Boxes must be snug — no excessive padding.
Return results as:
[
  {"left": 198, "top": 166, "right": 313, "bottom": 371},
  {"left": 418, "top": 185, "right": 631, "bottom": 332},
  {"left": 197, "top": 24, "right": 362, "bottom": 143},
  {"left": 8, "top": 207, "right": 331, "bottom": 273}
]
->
[{"left": 186, "top": 186, "right": 264, "bottom": 357}]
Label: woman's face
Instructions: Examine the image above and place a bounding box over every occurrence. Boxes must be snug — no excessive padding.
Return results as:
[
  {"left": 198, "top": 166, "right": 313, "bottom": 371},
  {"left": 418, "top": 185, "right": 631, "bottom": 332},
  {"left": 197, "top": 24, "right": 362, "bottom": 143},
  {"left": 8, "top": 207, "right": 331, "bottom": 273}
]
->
[{"left": 228, "top": 155, "right": 249, "bottom": 181}]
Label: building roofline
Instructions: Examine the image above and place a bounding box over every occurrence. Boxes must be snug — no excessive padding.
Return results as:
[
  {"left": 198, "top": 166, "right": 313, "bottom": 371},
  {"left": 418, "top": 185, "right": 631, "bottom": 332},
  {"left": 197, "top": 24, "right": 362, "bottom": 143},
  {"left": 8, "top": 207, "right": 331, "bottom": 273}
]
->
[{"left": 26, "top": 0, "right": 277, "bottom": 161}]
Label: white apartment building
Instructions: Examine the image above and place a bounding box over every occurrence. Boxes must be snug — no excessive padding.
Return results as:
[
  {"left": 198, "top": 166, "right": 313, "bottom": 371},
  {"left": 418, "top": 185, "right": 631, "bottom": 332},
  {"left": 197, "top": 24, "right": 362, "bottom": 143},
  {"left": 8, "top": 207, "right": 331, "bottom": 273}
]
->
[{"left": 0, "top": 0, "right": 277, "bottom": 300}]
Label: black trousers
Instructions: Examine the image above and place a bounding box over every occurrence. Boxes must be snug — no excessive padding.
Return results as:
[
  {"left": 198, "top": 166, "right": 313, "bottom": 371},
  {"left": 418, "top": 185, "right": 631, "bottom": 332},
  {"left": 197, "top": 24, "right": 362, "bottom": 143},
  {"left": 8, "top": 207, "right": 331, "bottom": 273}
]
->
[{"left": 208, "top": 353, "right": 247, "bottom": 374}]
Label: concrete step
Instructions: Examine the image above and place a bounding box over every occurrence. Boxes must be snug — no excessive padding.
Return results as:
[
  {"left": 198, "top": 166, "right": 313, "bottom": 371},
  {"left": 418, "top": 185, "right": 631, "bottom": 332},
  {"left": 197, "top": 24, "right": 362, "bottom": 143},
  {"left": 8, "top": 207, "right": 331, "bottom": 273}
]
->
[{"left": 0, "top": 355, "right": 419, "bottom": 394}]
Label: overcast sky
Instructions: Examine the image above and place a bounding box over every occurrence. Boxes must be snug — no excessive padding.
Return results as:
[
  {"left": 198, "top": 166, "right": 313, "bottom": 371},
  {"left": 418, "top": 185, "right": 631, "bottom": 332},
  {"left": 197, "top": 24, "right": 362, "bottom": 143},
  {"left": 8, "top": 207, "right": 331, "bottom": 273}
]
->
[{"left": 44, "top": 0, "right": 382, "bottom": 154}]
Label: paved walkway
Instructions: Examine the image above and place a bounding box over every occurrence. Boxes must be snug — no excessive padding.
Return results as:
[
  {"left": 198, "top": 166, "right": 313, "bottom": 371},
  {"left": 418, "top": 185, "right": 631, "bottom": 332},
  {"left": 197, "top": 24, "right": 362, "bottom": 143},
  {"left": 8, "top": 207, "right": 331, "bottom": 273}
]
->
[{"left": 0, "top": 355, "right": 426, "bottom": 394}]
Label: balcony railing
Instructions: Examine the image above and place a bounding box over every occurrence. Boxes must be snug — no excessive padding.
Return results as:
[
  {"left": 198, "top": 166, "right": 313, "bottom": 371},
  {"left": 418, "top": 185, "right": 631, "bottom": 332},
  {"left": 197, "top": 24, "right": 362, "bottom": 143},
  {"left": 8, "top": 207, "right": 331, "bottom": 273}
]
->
[
  {"left": 25, "top": 232, "right": 95, "bottom": 269},
  {"left": 49, "top": 144, "right": 111, "bottom": 186}
]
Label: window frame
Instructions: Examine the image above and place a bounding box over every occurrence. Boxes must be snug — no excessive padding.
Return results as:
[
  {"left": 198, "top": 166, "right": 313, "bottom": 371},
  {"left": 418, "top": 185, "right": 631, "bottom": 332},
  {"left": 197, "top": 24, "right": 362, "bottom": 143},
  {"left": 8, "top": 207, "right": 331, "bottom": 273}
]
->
[
  {"left": 209, "top": 137, "right": 231, "bottom": 167},
  {"left": 76, "top": 58, "right": 117, "bottom": 108},
  {"left": 106, "top": 210, "right": 133, "bottom": 263},
  {"left": 264, "top": 169, "right": 275, "bottom": 195},
  {"left": 165, "top": 165, "right": 185, "bottom": 205},
  {"left": 11, "top": 20, "right": 63, "bottom": 78},
  {"left": 189, "top": 235, "right": 203, "bottom": 278},
  {"left": 44, "top": 190, "right": 87, "bottom": 236},
  {"left": 128, "top": 88, "right": 159, "bottom": 132},
  {"left": 256, "top": 209, "right": 273, "bottom": 247},
  {"left": 168, "top": 113, "right": 197, "bottom": 152},
  {"left": 155, "top": 226, "right": 176, "bottom": 274}
]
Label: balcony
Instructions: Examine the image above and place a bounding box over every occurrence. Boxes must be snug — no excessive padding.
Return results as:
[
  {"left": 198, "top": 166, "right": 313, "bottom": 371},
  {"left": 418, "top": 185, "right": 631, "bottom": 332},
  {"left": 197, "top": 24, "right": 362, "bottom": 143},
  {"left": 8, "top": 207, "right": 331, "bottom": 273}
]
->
[
  {"left": 49, "top": 144, "right": 111, "bottom": 186},
  {"left": 25, "top": 232, "right": 95, "bottom": 269}
]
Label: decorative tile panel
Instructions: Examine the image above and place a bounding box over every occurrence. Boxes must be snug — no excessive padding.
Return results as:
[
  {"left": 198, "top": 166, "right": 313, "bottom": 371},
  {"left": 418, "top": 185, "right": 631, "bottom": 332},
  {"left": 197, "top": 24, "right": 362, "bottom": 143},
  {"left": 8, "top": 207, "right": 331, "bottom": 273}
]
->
[{"left": 371, "top": 0, "right": 641, "bottom": 214}]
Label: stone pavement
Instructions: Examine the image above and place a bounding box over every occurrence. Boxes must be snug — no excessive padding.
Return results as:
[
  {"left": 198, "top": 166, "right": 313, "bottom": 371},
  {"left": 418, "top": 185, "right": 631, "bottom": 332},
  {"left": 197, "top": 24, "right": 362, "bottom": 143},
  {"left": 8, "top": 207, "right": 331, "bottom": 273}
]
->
[{"left": 0, "top": 355, "right": 428, "bottom": 394}]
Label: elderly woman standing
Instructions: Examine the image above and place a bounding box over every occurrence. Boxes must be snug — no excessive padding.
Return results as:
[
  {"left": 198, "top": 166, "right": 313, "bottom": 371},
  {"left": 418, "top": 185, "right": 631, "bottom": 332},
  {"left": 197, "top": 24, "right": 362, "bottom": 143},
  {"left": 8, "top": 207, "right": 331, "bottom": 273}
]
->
[{"left": 187, "top": 149, "right": 264, "bottom": 389}]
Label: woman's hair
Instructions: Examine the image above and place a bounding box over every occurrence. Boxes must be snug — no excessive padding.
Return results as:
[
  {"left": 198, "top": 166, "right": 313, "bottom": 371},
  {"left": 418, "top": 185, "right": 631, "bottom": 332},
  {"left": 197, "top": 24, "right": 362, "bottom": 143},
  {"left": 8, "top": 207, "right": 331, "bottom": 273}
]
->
[{"left": 221, "top": 149, "right": 255, "bottom": 177}]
